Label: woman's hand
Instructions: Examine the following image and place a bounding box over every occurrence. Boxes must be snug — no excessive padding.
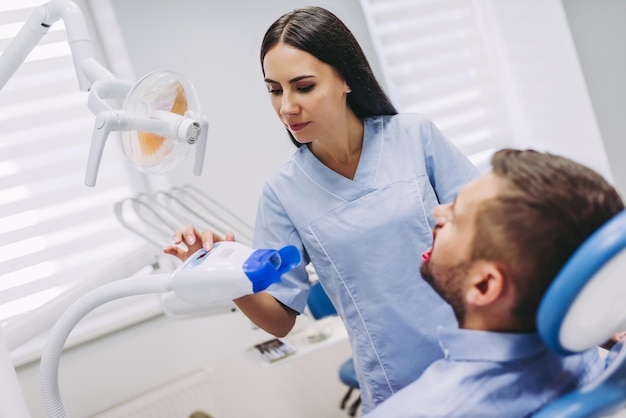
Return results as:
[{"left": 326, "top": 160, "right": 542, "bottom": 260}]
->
[{"left": 163, "top": 225, "right": 236, "bottom": 261}]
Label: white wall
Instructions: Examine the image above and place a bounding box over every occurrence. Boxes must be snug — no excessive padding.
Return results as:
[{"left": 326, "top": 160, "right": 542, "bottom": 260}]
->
[{"left": 562, "top": 0, "right": 626, "bottom": 197}]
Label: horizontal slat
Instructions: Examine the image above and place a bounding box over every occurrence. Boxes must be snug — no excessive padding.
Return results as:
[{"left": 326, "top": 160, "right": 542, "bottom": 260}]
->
[
  {"left": 0, "top": 2, "right": 47, "bottom": 15},
  {"left": 0, "top": 287, "right": 66, "bottom": 320},
  {"left": 402, "top": 86, "right": 501, "bottom": 115},
  {"left": 0, "top": 55, "right": 77, "bottom": 96},
  {"left": 0, "top": 159, "right": 126, "bottom": 202},
  {"left": 0, "top": 91, "right": 90, "bottom": 126},
  {"left": 0, "top": 134, "right": 89, "bottom": 168},
  {"left": 0, "top": 186, "right": 129, "bottom": 241},
  {"left": 0, "top": 7, "right": 32, "bottom": 26},
  {"left": 383, "top": 31, "right": 489, "bottom": 68},
  {"left": 384, "top": 36, "right": 485, "bottom": 70},
  {"left": 439, "top": 115, "right": 509, "bottom": 143},
  {"left": 367, "top": 0, "right": 462, "bottom": 24},
  {"left": 0, "top": 68, "right": 79, "bottom": 105},
  {"left": 388, "top": 69, "right": 491, "bottom": 102},
  {"left": 376, "top": 10, "right": 475, "bottom": 47},
  {"left": 360, "top": 0, "right": 511, "bottom": 161},
  {"left": 0, "top": 235, "right": 139, "bottom": 302},
  {"left": 0, "top": 164, "right": 130, "bottom": 214},
  {"left": 392, "top": 72, "right": 494, "bottom": 107},
  {"left": 0, "top": 116, "right": 92, "bottom": 152},
  {"left": 0, "top": 217, "right": 138, "bottom": 289},
  {"left": 415, "top": 92, "right": 506, "bottom": 120}
]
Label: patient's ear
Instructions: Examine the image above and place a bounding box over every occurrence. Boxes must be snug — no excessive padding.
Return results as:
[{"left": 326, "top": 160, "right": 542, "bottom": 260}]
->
[{"left": 465, "top": 261, "right": 505, "bottom": 306}]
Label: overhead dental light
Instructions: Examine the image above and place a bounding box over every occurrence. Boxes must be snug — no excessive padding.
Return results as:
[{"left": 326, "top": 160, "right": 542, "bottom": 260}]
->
[{"left": 0, "top": 0, "right": 208, "bottom": 186}]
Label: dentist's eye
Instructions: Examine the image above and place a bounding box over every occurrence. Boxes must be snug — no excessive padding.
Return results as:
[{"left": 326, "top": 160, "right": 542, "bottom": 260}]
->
[
  {"left": 266, "top": 83, "right": 282, "bottom": 95},
  {"left": 297, "top": 84, "right": 314, "bottom": 93}
]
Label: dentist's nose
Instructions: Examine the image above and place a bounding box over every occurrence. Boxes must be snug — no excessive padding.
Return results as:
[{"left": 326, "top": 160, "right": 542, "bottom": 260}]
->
[{"left": 280, "top": 92, "right": 298, "bottom": 116}]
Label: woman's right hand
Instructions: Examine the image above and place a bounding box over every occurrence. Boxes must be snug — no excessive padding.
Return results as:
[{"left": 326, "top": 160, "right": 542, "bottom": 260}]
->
[{"left": 163, "top": 225, "right": 236, "bottom": 261}]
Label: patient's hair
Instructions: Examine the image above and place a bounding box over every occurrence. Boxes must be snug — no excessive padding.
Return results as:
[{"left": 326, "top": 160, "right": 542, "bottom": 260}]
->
[
  {"left": 471, "top": 148, "right": 624, "bottom": 327},
  {"left": 260, "top": 6, "right": 397, "bottom": 147}
]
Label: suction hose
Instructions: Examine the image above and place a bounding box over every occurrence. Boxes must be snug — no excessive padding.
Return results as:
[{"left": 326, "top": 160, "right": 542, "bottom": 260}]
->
[{"left": 39, "top": 273, "right": 173, "bottom": 418}]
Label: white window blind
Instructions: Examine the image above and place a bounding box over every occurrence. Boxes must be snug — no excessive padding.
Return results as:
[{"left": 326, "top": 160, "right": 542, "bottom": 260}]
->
[
  {"left": 360, "top": 0, "right": 513, "bottom": 168},
  {"left": 0, "top": 1, "right": 143, "bottom": 324}
]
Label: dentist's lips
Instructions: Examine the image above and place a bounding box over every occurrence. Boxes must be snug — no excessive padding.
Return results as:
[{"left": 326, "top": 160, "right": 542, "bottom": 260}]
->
[
  {"left": 422, "top": 247, "right": 432, "bottom": 262},
  {"left": 288, "top": 122, "right": 310, "bottom": 132}
]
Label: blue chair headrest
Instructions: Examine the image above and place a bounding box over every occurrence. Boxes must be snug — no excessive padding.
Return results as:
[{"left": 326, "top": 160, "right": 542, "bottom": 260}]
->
[{"left": 537, "top": 209, "right": 626, "bottom": 356}]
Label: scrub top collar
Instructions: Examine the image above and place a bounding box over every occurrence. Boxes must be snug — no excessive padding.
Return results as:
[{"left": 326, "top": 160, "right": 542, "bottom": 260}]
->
[
  {"left": 295, "top": 117, "right": 383, "bottom": 196},
  {"left": 437, "top": 325, "right": 549, "bottom": 363}
]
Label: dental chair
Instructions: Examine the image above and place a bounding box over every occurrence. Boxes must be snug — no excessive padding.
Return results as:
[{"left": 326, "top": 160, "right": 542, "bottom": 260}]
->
[
  {"left": 533, "top": 209, "right": 626, "bottom": 417},
  {"left": 306, "top": 281, "right": 361, "bottom": 417}
]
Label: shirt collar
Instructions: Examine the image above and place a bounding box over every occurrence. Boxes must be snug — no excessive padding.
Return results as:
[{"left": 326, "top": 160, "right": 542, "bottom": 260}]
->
[{"left": 437, "top": 325, "right": 549, "bottom": 362}]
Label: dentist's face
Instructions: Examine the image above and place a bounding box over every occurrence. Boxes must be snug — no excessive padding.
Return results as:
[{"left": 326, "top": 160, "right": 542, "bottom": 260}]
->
[
  {"left": 420, "top": 172, "right": 503, "bottom": 321},
  {"left": 262, "top": 42, "right": 352, "bottom": 145}
]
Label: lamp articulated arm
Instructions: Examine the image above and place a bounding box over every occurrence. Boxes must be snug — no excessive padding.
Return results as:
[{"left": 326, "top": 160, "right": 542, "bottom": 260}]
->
[{"left": 0, "top": 0, "right": 113, "bottom": 91}]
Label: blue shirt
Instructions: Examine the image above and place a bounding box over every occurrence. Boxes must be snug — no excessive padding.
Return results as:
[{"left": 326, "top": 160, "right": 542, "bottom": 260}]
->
[
  {"left": 363, "top": 327, "right": 606, "bottom": 418},
  {"left": 253, "top": 113, "right": 479, "bottom": 412}
]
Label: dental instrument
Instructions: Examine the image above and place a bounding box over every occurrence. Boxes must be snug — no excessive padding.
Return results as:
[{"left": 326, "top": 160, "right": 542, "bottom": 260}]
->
[{"left": 39, "top": 241, "right": 301, "bottom": 418}]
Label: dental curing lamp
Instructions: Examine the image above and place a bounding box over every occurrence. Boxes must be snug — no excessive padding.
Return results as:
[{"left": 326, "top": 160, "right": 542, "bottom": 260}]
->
[{"left": 39, "top": 242, "right": 301, "bottom": 418}]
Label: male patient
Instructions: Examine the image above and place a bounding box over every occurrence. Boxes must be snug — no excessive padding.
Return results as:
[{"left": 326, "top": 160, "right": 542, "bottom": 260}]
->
[{"left": 365, "top": 148, "right": 625, "bottom": 418}]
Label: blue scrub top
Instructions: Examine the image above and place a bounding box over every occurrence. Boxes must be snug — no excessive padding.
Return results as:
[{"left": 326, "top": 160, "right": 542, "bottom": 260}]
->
[
  {"left": 362, "top": 327, "right": 605, "bottom": 417},
  {"left": 253, "top": 113, "right": 480, "bottom": 412}
]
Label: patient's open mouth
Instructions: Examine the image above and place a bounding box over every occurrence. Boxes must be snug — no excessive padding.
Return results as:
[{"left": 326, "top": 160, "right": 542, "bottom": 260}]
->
[{"left": 422, "top": 247, "right": 432, "bottom": 262}]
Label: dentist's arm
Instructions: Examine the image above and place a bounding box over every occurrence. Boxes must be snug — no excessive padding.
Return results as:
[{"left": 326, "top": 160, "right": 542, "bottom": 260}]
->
[{"left": 234, "top": 292, "right": 297, "bottom": 337}]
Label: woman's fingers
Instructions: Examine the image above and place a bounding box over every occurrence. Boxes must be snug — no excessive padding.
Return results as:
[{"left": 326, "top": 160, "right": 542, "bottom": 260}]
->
[
  {"left": 182, "top": 225, "right": 201, "bottom": 246},
  {"left": 163, "top": 245, "right": 187, "bottom": 261},
  {"left": 199, "top": 230, "right": 229, "bottom": 250},
  {"left": 166, "top": 226, "right": 237, "bottom": 259}
]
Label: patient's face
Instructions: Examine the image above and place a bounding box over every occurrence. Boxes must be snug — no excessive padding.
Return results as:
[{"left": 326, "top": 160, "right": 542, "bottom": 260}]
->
[{"left": 421, "top": 172, "right": 503, "bottom": 321}]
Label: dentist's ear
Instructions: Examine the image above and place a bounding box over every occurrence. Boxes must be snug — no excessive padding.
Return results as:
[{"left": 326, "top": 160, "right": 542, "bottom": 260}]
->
[{"left": 465, "top": 261, "right": 505, "bottom": 306}]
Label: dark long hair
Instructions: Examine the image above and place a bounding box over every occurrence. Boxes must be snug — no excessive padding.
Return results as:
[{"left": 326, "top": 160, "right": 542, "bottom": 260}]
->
[{"left": 260, "top": 6, "right": 397, "bottom": 147}]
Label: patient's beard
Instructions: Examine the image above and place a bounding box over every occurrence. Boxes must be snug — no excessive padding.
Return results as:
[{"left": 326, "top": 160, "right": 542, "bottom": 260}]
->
[{"left": 421, "top": 260, "right": 471, "bottom": 325}]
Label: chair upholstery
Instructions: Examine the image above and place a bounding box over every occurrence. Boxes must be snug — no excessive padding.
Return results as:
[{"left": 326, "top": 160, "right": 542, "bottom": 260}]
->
[{"left": 533, "top": 210, "right": 626, "bottom": 417}]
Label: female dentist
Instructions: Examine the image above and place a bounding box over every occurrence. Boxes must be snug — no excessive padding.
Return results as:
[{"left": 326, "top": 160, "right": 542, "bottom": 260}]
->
[{"left": 165, "top": 6, "right": 479, "bottom": 414}]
